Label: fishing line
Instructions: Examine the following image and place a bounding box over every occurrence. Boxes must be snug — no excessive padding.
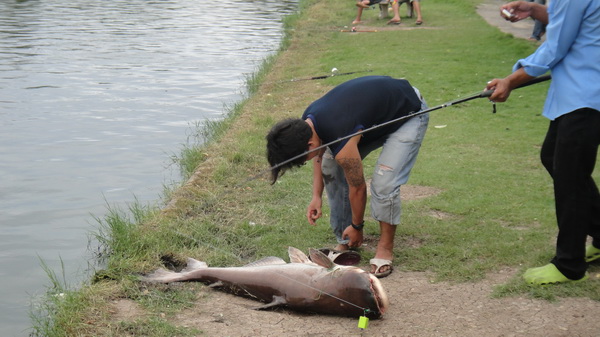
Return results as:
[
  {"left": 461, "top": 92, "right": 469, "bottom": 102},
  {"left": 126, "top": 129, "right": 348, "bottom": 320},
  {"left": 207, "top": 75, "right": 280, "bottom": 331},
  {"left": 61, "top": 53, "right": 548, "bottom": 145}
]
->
[
  {"left": 265, "top": 74, "right": 552, "bottom": 177},
  {"left": 167, "top": 74, "right": 552, "bottom": 211},
  {"left": 275, "top": 69, "right": 373, "bottom": 84},
  {"left": 274, "top": 270, "right": 371, "bottom": 313},
  {"left": 145, "top": 260, "right": 374, "bottom": 315}
]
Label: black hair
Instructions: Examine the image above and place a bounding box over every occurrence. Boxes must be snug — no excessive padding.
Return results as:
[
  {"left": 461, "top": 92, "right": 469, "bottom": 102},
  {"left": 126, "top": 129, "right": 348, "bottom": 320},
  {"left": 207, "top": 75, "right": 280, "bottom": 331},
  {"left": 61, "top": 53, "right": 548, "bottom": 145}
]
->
[{"left": 265, "top": 118, "right": 312, "bottom": 184}]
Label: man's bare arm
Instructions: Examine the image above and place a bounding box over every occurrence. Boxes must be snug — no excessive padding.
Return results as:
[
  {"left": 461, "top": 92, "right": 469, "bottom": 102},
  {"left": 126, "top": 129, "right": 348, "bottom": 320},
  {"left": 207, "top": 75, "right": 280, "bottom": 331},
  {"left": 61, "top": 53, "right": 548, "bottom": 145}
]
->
[{"left": 335, "top": 135, "right": 366, "bottom": 226}]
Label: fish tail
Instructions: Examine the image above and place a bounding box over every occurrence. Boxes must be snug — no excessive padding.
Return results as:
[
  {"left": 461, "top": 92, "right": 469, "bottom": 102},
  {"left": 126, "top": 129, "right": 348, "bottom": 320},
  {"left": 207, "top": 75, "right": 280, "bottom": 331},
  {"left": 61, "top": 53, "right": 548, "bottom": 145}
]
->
[
  {"left": 141, "top": 258, "right": 208, "bottom": 283},
  {"left": 182, "top": 258, "right": 208, "bottom": 272},
  {"left": 140, "top": 268, "right": 182, "bottom": 283}
]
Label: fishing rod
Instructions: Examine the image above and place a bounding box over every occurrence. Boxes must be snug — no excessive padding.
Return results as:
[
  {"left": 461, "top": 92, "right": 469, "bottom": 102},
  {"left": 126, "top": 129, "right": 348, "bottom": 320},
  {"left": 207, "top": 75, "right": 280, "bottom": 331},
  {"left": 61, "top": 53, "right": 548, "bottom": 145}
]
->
[
  {"left": 171, "top": 75, "right": 551, "bottom": 196},
  {"left": 281, "top": 69, "right": 373, "bottom": 83},
  {"left": 268, "top": 74, "right": 552, "bottom": 173},
  {"left": 164, "top": 75, "right": 551, "bottom": 263}
]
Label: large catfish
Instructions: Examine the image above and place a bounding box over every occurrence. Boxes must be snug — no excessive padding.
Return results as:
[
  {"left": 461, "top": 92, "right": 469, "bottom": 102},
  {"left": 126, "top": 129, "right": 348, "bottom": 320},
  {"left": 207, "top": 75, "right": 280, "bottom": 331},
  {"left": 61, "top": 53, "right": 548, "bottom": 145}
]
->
[{"left": 141, "top": 247, "right": 389, "bottom": 319}]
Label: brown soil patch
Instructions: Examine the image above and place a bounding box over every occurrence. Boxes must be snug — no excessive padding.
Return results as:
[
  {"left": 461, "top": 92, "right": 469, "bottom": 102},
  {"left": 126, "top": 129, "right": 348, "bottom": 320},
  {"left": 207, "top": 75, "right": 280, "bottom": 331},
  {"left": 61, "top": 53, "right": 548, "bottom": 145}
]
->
[
  {"left": 365, "top": 182, "right": 442, "bottom": 200},
  {"left": 401, "top": 184, "right": 442, "bottom": 201}
]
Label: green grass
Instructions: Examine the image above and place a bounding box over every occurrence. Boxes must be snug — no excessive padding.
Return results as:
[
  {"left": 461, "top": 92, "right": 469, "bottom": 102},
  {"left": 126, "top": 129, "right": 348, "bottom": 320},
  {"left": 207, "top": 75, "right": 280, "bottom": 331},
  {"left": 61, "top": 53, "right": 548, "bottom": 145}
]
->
[{"left": 30, "top": 0, "right": 600, "bottom": 335}]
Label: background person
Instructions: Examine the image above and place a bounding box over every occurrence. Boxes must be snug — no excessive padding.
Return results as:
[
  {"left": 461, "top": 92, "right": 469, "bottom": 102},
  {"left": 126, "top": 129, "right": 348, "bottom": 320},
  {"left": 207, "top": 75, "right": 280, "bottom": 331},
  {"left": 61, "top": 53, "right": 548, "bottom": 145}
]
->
[
  {"left": 526, "top": 0, "right": 547, "bottom": 41},
  {"left": 388, "top": 0, "right": 424, "bottom": 25}
]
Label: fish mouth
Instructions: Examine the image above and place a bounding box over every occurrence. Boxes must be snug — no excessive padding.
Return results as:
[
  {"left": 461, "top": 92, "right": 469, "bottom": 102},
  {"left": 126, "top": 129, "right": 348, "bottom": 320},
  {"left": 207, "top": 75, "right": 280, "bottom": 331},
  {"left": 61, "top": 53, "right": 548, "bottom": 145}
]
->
[{"left": 369, "top": 274, "right": 390, "bottom": 317}]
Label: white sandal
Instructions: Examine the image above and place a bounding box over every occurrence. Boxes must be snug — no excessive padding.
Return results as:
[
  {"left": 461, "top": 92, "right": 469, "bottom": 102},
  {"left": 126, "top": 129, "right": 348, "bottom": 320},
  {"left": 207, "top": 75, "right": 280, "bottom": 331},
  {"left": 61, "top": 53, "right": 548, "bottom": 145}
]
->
[{"left": 369, "top": 258, "right": 393, "bottom": 278}]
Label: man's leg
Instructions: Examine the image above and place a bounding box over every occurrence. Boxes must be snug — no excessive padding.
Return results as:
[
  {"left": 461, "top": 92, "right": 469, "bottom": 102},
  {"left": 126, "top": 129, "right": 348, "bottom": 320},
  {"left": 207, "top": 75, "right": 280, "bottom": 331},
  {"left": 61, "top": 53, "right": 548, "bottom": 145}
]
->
[
  {"left": 353, "top": 7, "right": 365, "bottom": 24},
  {"left": 388, "top": 1, "right": 401, "bottom": 24},
  {"left": 551, "top": 109, "right": 600, "bottom": 279},
  {"left": 370, "top": 113, "right": 429, "bottom": 273},
  {"left": 531, "top": 108, "right": 600, "bottom": 283},
  {"left": 412, "top": 0, "right": 423, "bottom": 24},
  {"left": 372, "top": 221, "right": 397, "bottom": 274}
]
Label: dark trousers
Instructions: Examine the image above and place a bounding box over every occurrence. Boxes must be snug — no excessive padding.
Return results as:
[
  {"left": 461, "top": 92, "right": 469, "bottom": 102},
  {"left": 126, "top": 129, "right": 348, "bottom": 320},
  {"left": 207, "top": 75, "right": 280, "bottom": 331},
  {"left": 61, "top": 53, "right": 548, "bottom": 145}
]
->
[{"left": 540, "top": 108, "right": 600, "bottom": 279}]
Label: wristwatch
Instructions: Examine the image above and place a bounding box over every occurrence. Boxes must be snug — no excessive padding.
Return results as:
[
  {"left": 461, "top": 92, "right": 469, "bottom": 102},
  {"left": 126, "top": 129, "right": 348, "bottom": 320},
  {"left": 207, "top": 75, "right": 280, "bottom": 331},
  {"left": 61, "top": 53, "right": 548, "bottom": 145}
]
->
[{"left": 351, "top": 221, "right": 364, "bottom": 231}]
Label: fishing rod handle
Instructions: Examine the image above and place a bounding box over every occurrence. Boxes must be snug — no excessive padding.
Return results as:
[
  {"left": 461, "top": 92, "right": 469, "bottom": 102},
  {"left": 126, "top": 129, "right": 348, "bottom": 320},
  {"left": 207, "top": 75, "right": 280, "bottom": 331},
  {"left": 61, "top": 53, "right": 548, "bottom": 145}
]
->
[
  {"left": 481, "top": 74, "right": 551, "bottom": 98},
  {"left": 516, "top": 74, "right": 551, "bottom": 88},
  {"left": 481, "top": 89, "right": 494, "bottom": 98}
]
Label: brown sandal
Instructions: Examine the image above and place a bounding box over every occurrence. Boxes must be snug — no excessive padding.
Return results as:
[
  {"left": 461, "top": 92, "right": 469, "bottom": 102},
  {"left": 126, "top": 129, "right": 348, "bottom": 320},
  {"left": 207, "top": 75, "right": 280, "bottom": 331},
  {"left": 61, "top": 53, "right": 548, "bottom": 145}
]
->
[{"left": 312, "top": 248, "right": 361, "bottom": 265}]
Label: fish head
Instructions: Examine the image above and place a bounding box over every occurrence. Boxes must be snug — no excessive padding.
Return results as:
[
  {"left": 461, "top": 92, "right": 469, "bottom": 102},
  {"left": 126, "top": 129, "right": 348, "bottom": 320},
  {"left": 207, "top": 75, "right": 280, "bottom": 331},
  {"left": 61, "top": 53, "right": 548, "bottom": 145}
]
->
[
  {"left": 288, "top": 247, "right": 389, "bottom": 318},
  {"left": 311, "top": 264, "right": 389, "bottom": 319},
  {"left": 364, "top": 271, "right": 389, "bottom": 318},
  {"left": 339, "top": 267, "right": 389, "bottom": 318}
]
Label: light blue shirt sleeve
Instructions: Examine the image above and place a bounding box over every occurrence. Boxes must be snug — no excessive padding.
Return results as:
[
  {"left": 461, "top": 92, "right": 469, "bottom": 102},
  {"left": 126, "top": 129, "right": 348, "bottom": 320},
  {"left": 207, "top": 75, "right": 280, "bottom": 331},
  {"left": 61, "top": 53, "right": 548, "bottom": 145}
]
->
[
  {"left": 513, "top": 1, "right": 584, "bottom": 77},
  {"left": 511, "top": 0, "right": 600, "bottom": 120}
]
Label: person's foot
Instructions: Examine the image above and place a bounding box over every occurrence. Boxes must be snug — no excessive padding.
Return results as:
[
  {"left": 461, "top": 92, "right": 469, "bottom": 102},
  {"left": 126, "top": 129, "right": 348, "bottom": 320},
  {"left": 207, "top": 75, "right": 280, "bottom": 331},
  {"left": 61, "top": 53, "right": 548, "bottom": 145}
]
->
[
  {"left": 387, "top": 19, "right": 401, "bottom": 25},
  {"left": 523, "top": 263, "right": 588, "bottom": 285},
  {"left": 585, "top": 244, "right": 600, "bottom": 262},
  {"left": 352, "top": 20, "right": 362, "bottom": 24},
  {"left": 369, "top": 244, "right": 394, "bottom": 277},
  {"left": 370, "top": 258, "right": 393, "bottom": 278},
  {"left": 415, "top": 20, "right": 423, "bottom": 25}
]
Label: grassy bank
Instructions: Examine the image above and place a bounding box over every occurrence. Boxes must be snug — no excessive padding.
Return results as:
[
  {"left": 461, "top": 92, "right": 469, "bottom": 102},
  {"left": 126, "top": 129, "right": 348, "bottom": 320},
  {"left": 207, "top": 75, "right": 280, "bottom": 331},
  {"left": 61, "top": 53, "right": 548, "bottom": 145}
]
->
[{"left": 31, "top": 0, "right": 600, "bottom": 335}]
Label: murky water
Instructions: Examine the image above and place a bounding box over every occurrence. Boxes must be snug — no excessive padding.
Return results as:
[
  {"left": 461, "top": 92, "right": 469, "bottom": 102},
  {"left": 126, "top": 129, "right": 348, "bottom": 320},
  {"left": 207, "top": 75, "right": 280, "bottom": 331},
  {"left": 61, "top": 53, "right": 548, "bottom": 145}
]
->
[{"left": 0, "top": 0, "right": 298, "bottom": 335}]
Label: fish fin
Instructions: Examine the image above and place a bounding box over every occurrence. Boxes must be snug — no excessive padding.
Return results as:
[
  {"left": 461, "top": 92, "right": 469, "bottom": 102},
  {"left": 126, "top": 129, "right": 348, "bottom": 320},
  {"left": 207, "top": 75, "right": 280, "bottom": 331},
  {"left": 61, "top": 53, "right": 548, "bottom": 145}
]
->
[
  {"left": 182, "top": 258, "right": 208, "bottom": 273},
  {"left": 253, "top": 296, "right": 287, "bottom": 310},
  {"left": 243, "top": 256, "right": 286, "bottom": 267},
  {"left": 288, "top": 246, "right": 311, "bottom": 264},
  {"left": 308, "top": 248, "right": 335, "bottom": 269},
  {"left": 208, "top": 281, "right": 224, "bottom": 288}
]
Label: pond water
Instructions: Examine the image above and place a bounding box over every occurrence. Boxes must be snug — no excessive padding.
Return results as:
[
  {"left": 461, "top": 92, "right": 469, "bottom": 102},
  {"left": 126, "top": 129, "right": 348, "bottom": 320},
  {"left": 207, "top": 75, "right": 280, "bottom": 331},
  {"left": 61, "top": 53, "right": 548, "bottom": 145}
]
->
[{"left": 0, "top": 0, "right": 298, "bottom": 335}]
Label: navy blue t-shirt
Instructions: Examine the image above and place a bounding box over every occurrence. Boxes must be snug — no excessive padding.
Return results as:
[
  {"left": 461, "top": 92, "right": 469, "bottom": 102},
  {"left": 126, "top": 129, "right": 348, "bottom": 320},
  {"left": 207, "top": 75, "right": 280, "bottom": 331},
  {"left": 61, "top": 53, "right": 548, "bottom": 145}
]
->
[{"left": 301, "top": 76, "right": 421, "bottom": 156}]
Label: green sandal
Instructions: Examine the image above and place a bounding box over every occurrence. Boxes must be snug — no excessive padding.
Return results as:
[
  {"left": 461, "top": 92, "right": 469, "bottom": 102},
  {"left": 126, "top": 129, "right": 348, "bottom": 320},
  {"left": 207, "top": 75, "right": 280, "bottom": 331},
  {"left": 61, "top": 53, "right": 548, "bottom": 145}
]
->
[
  {"left": 523, "top": 264, "right": 588, "bottom": 285},
  {"left": 585, "top": 244, "right": 600, "bottom": 263}
]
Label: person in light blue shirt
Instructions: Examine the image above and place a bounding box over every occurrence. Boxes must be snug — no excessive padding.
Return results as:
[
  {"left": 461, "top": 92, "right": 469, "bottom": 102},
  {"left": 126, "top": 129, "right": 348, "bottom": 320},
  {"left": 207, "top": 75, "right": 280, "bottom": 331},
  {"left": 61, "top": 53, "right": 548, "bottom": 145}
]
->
[{"left": 486, "top": 0, "right": 600, "bottom": 285}]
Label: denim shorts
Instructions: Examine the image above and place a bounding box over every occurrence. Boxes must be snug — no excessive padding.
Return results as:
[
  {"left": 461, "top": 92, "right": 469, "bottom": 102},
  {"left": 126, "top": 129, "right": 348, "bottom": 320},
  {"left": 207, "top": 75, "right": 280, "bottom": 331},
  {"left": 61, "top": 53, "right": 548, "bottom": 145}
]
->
[{"left": 369, "top": 111, "right": 429, "bottom": 225}]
